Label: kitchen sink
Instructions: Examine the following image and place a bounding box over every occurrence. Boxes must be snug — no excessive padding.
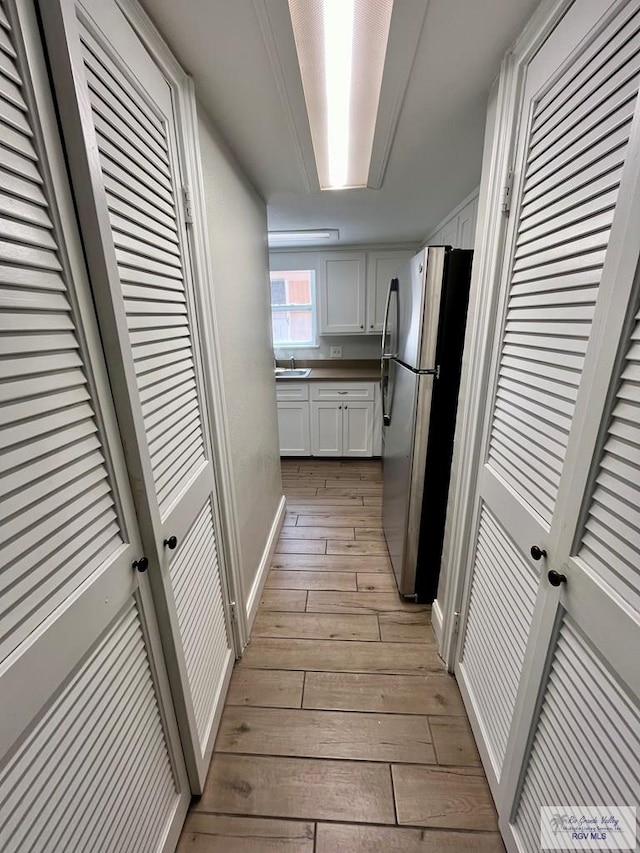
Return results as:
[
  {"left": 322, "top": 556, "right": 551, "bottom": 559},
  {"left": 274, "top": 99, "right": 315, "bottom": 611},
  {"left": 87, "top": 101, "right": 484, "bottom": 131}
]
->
[{"left": 274, "top": 367, "right": 312, "bottom": 378}]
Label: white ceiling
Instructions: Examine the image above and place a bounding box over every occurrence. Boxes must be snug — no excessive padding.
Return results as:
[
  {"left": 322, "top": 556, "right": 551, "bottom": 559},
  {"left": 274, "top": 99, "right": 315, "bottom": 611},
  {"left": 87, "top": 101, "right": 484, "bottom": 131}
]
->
[{"left": 141, "top": 0, "right": 540, "bottom": 246}]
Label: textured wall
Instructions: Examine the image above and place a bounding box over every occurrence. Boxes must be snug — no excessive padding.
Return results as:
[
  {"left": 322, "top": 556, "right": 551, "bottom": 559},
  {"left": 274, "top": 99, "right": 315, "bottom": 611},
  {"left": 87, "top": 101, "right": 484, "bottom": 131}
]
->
[{"left": 197, "top": 103, "right": 283, "bottom": 612}]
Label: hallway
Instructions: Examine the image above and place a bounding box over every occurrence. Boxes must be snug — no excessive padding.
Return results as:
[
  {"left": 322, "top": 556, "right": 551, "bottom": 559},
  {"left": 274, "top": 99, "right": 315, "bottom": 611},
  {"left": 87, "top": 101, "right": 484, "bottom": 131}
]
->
[{"left": 178, "top": 460, "right": 503, "bottom": 852}]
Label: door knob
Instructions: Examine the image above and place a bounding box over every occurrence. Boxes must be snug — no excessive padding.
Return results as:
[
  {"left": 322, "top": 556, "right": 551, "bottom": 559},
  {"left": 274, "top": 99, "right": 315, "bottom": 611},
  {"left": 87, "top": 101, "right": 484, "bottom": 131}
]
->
[
  {"left": 530, "top": 545, "right": 546, "bottom": 561},
  {"left": 132, "top": 556, "right": 149, "bottom": 573},
  {"left": 548, "top": 570, "right": 567, "bottom": 587},
  {"left": 163, "top": 535, "right": 178, "bottom": 550}
]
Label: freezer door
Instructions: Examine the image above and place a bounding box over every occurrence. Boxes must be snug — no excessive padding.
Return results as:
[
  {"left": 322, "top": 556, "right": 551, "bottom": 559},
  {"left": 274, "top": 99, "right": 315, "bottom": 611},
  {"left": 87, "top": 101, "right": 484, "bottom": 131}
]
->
[
  {"left": 396, "top": 247, "right": 446, "bottom": 371},
  {"left": 382, "top": 362, "right": 436, "bottom": 596}
]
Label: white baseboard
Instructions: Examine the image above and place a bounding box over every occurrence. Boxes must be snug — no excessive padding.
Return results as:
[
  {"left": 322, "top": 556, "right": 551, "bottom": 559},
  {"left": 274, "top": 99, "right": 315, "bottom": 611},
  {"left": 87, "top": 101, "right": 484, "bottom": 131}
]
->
[
  {"left": 431, "top": 597, "right": 444, "bottom": 650},
  {"left": 245, "top": 495, "right": 286, "bottom": 634}
]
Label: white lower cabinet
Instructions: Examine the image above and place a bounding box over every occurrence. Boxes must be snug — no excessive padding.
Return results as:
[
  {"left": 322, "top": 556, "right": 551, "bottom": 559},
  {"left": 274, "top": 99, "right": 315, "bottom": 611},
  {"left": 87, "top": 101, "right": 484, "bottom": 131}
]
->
[
  {"left": 310, "top": 401, "right": 344, "bottom": 455},
  {"left": 277, "top": 383, "right": 311, "bottom": 456},
  {"left": 277, "top": 380, "right": 379, "bottom": 457},
  {"left": 277, "top": 402, "right": 311, "bottom": 456},
  {"left": 342, "top": 402, "right": 374, "bottom": 456}
]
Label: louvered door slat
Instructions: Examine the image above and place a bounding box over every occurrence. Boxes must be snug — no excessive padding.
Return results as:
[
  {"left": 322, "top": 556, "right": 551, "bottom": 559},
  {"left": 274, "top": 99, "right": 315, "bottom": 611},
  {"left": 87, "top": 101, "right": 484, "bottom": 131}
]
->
[
  {"left": 0, "top": 52, "right": 19, "bottom": 86},
  {"left": 487, "top": 17, "right": 640, "bottom": 524},
  {"left": 80, "top": 24, "right": 206, "bottom": 516},
  {"left": 513, "top": 619, "right": 640, "bottom": 853},
  {"left": 80, "top": 48, "right": 166, "bottom": 150},
  {"left": 108, "top": 201, "right": 179, "bottom": 248},
  {"left": 519, "top": 188, "right": 620, "bottom": 244},
  {"left": 0, "top": 603, "right": 177, "bottom": 853},
  {"left": 170, "top": 501, "right": 229, "bottom": 746},
  {"left": 530, "top": 88, "right": 636, "bottom": 189},
  {"left": 91, "top": 109, "right": 171, "bottom": 193},
  {"left": 579, "top": 301, "right": 640, "bottom": 610},
  {"left": 45, "top": 0, "right": 235, "bottom": 791},
  {"left": 521, "top": 147, "right": 627, "bottom": 224},
  {"left": 0, "top": 21, "right": 15, "bottom": 56},
  {"left": 102, "top": 173, "right": 176, "bottom": 233},
  {"left": 115, "top": 230, "right": 181, "bottom": 266},
  {"left": 0, "top": 69, "right": 23, "bottom": 108},
  {"left": 533, "top": 5, "right": 640, "bottom": 132},
  {"left": 1, "top": 2, "right": 188, "bottom": 847},
  {"left": 460, "top": 506, "right": 538, "bottom": 775},
  {"left": 0, "top": 3, "right": 123, "bottom": 663},
  {"left": 144, "top": 379, "right": 196, "bottom": 426},
  {"left": 0, "top": 139, "right": 40, "bottom": 180}
]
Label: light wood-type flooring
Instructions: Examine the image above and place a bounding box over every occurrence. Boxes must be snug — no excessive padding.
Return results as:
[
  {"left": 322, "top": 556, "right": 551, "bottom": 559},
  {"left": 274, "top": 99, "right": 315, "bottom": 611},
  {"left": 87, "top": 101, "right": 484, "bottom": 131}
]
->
[{"left": 178, "top": 459, "right": 503, "bottom": 852}]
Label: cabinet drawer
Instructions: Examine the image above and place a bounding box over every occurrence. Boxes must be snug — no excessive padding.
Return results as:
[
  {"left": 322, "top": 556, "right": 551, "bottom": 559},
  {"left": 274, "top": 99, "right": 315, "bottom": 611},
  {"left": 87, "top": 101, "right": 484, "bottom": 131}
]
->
[
  {"left": 310, "top": 382, "right": 375, "bottom": 402},
  {"left": 276, "top": 382, "right": 309, "bottom": 402}
]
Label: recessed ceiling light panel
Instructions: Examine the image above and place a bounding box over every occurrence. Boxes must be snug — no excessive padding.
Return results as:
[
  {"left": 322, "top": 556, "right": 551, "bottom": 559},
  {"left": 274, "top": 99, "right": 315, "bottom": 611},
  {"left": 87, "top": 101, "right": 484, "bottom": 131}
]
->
[
  {"left": 268, "top": 229, "right": 339, "bottom": 246},
  {"left": 288, "top": 0, "right": 394, "bottom": 190}
]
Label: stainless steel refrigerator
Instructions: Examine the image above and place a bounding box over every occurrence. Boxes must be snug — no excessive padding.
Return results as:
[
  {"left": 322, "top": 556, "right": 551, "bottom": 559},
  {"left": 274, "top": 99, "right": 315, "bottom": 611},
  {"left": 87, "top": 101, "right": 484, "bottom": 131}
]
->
[{"left": 381, "top": 246, "right": 473, "bottom": 601}]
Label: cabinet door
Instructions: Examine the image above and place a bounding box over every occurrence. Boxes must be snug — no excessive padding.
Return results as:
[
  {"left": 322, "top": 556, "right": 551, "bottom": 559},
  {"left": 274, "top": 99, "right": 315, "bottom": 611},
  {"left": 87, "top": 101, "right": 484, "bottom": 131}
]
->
[
  {"left": 278, "top": 402, "right": 310, "bottom": 456},
  {"left": 41, "top": 0, "right": 233, "bottom": 792},
  {"left": 311, "top": 402, "right": 343, "bottom": 456},
  {"left": 453, "top": 1, "right": 640, "bottom": 844},
  {"left": 342, "top": 402, "right": 374, "bottom": 457},
  {"left": 318, "top": 252, "right": 366, "bottom": 334},
  {"left": 0, "top": 3, "right": 190, "bottom": 849},
  {"left": 366, "top": 251, "right": 412, "bottom": 333}
]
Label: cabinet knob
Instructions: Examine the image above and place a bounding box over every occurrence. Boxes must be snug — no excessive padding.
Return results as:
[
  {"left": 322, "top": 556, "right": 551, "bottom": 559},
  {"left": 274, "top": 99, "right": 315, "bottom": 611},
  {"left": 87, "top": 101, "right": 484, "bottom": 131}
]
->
[
  {"left": 370, "top": 324, "right": 374, "bottom": 329},
  {"left": 163, "top": 535, "right": 178, "bottom": 550},
  {"left": 360, "top": 324, "right": 364, "bottom": 329},
  {"left": 132, "top": 556, "right": 149, "bottom": 573},
  {"left": 548, "top": 570, "right": 567, "bottom": 587},
  {"left": 530, "top": 545, "right": 546, "bottom": 561}
]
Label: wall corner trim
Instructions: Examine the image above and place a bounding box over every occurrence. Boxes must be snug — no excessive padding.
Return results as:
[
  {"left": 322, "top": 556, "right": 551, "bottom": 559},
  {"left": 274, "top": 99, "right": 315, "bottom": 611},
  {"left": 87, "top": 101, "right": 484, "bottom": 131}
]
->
[{"left": 245, "top": 495, "right": 287, "bottom": 637}]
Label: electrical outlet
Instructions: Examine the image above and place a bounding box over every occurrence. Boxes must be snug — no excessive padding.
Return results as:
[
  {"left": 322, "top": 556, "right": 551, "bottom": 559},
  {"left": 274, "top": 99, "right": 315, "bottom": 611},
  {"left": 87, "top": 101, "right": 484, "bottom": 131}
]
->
[{"left": 330, "top": 346, "right": 342, "bottom": 358}]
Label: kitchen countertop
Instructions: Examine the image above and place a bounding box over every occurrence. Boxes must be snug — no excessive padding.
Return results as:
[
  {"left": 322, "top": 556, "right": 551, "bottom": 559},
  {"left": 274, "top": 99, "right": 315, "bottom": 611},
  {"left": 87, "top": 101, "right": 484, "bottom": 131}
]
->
[{"left": 274, "top": 360, "right": 381, "bottom": 382}]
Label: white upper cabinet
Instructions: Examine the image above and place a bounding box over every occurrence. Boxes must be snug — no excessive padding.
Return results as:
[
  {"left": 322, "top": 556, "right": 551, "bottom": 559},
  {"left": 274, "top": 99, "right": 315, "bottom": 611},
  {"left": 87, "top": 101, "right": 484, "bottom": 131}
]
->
[
  {"left": 428, "top": 192, "right": 479, "bottom": 249},
  {"left": 317, "top": 251, "right": 366, "bottom": 334},
  {"left": 272, "top": 249, "right": 415, "bottom": 337},
  {"left": 366, "top": 251, "right": 413, "bottom": 333}
]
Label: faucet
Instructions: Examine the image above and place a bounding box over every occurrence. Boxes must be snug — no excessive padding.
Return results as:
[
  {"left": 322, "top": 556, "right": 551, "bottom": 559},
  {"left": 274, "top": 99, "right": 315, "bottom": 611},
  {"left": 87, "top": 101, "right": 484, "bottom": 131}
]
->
[{"left": 289, "top": 355, "right": 296, "bottom": 369}]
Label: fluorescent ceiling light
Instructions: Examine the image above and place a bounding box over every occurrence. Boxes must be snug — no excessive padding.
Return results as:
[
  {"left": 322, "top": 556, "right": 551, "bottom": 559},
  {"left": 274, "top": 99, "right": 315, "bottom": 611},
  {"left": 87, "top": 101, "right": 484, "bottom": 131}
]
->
[
  {"left": 268, "top": 229, "right": 339, "bottom": 246},
  {"left": 288, "top": 0, "right": 394, "bottom": 190}
]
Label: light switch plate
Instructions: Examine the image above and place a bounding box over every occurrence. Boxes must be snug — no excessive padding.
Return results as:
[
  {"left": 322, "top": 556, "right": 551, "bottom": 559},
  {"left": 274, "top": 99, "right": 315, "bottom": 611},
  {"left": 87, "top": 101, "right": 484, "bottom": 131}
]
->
[{"left": 330, "top": 346, "right": 342, "bottom": 358}]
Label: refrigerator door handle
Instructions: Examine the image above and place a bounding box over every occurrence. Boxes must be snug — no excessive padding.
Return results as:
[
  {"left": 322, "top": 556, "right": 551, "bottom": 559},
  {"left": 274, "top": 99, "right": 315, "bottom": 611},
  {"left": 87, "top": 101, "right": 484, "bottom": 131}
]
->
[
  {"left": 381, "top": 278, "right": 399, "bottom": 360},
  {"left": 381, "top": 357, "right": 392, "bottom": 426}
]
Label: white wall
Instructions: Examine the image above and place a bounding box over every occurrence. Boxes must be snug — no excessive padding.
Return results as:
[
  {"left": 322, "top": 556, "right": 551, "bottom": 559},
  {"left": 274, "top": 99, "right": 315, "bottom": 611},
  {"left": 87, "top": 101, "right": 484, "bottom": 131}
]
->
[
  {"left": 275, "top": 335, "right": 382, "bottom": 361},
  {"left": 197, "top": 103, "right": 283, "bottom": 615}
]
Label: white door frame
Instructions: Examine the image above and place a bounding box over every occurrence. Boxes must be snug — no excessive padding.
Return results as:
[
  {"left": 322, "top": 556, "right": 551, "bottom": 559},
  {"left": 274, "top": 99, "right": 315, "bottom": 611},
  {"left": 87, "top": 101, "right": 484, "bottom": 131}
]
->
[{"left": 437, "top": 0, "right": 576, "bottom": 669}]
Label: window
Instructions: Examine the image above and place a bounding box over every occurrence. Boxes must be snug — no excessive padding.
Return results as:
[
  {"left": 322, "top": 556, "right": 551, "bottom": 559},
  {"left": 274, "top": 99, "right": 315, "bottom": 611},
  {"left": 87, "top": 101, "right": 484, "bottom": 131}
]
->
[{"left": 270, "top": 269, "right": 316, "bottom": 347}]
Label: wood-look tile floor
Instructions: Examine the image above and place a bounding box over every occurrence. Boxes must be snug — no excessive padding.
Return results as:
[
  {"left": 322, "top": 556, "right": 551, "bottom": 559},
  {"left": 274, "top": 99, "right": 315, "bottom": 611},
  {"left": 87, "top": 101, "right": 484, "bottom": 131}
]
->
[{"left": 178, "top": 459, "right": 504, "bottom": 852}]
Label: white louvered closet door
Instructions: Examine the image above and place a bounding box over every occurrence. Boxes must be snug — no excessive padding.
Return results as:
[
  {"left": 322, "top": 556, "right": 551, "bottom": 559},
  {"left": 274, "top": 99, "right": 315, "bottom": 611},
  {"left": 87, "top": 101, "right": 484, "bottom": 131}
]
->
[
  {"left": 40, "top": 0, "right": 234, "bottom": 792},
  {"left": 0, "top": 1, "right": 190, "bottom": 850},
  {"left": 455, "top": 0, "right": 640, "bottom": 844}
]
